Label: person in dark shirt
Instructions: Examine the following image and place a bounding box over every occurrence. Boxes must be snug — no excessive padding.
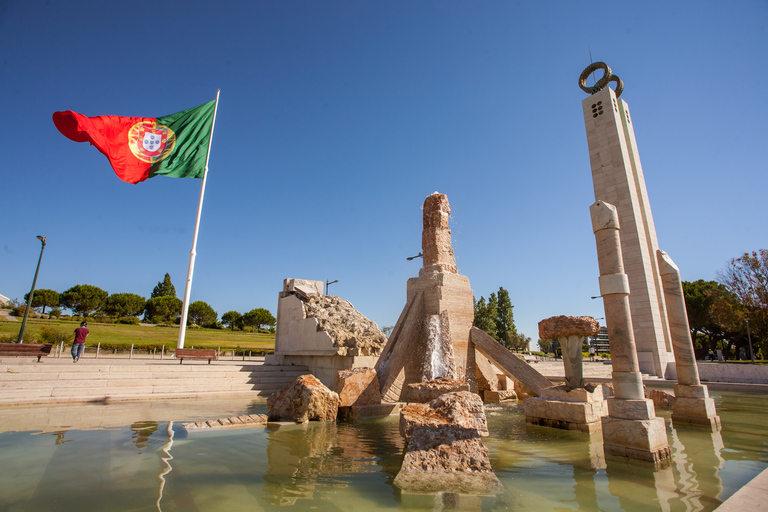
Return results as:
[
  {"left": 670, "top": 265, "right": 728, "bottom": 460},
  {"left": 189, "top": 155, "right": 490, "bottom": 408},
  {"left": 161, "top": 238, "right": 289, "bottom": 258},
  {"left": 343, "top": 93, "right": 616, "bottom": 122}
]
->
[{"left": 72, "top": 321, "right": 89, "bottom": 362}]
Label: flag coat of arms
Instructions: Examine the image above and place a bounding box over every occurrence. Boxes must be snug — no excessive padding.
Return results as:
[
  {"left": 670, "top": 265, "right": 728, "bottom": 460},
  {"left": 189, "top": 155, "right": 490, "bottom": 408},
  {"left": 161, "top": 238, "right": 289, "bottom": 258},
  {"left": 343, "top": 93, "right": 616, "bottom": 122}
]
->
[{"left": 53, "top": 100, "right": 216, "bottom": 184}]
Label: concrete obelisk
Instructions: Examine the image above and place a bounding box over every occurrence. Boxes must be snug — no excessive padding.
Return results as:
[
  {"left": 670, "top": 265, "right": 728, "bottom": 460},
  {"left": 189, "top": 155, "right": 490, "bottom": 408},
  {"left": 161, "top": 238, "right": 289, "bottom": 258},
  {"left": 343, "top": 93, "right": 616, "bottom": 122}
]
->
[{"left": 579, "top": 63, "right": 674, "bottom": 378}]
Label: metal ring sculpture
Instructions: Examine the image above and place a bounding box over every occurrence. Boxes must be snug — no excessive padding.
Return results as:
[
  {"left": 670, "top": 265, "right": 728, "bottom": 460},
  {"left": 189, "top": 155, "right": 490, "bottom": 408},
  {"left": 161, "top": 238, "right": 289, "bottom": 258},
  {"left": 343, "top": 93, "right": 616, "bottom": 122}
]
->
[{"left": 578, "top": 62, "right": 623, "bottom": 98}]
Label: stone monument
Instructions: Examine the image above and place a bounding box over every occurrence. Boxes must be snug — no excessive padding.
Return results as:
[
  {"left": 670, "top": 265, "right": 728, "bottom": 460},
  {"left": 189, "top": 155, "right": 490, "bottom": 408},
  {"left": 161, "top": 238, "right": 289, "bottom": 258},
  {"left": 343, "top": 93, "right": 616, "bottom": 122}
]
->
[
  {"left": 591, "top": 200, "right": 670, "bottom": 463},
  {"left": 524, "top": 315, "right": 608, "bottom": 433},
  {"left": 266, "top": 278, "right": 387, "bottom": 389},
  {"left": 657, "top": 250, "right": 721, "bottom": 430},
  {"left": 579, "top": 62, "right": 674, "bottom": 378},
  {"left": 375, "top": 193, "right": 487, "bottom": 401},
  {"left": 374, "top": 192, "right": 553, "bottom": 403}
]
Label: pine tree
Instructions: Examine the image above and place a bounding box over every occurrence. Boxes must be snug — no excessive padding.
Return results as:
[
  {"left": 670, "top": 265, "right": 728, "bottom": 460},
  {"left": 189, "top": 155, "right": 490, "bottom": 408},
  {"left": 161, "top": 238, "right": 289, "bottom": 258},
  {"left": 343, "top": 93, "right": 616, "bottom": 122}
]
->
[
  {"left": 495, "top": 287, "right": 517, "bottom": 346},
  {"left": 151, "top": 273, "right": 177, "bottom": 298}
]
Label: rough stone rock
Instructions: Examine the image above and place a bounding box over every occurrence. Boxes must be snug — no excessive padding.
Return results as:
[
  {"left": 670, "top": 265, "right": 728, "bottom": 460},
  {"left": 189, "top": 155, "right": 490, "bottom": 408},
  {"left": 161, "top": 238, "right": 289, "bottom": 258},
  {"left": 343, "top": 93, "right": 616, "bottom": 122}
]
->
[
  {"left": 420, "top": 192, "right": 458, "bottom": 276},
  {"left": 303, "top": 295, "right": 387, "bottom": 357},
  {"left": 403, "top": 377, "right": 469, "bottom": 404},
  {"left": 646, "top": 388, "right": 675, "bottom": 409},
  {"left": 400, "top": 391, "right": 488, "bottom": 439},
  {"left": 393, "top": 424, "right": 502, "bottom": 495},
  {"left": 335, "top": 367, "right": 382, "bottom": 407},
  {"left": 267, "top": 374, "right": 340, "bottom": 423},
  {"left": 483, "top": 390, "right": 517, "bottom": 403},
  {"left": 538, "top": 315, "right": 601, "bottom": 340}
]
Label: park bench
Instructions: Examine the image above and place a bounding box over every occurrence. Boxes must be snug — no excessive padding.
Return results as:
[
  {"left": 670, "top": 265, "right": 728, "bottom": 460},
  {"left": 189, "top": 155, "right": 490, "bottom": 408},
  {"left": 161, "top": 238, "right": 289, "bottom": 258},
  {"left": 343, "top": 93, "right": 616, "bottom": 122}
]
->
[
  {"left": 0, "top": 343, "right": 53, "bottom": 362},
  {"left": 175, "top": 348, "right": 217, "bottom": 364},
  {"left": 523, "top": 355, "right": 540, "bottom": 363}
]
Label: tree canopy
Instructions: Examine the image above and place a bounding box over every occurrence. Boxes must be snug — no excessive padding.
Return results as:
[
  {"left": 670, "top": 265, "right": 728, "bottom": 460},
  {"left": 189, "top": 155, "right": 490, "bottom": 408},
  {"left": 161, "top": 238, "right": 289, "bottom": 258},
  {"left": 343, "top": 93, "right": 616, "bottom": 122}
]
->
[
  {"left": 242, "top": 308, "right": 276, "bottom": 332},
  {"left": 151, "top": 273, "right": 177, "bottom": 299},
  {"left": 60, "top": 284, "right": 108, "bottom": 317},
  {"left": 144, "top": 296, "right": 183, "bottom": 323},
  {"left": 495, "top": 287, "right": 517, "bottom": 344},
  {"left": 188, "top": 300, "right": 218, "bottom": 326},
  {"left": 221, "top": 311, "right": 243, "bottom": 330},
  {"left": 103, "top": 293, "right": 147, "bottom": 318},
  {"left": 24, "top": 288, "right": 59, "bottom": 314},
  {"left": 473, "top": 294, "right": 497, "bottom": 340},
  {"left": 474, "top": 287, "right": 518, "bottom": 346},
  {"left": 717, "top": 249, "right": 768, "bottom": 356}
]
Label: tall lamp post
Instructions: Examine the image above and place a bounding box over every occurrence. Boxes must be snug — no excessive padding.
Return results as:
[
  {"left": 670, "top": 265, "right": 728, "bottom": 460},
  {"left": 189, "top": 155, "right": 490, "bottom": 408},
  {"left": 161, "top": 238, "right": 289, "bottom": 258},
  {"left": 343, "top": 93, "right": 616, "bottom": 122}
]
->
[
  {"left": 325, "top": 279, "right": 338, "bottom": 295},
  {"left": 17, "top": 235, "right": 47, "bottom": 344}
]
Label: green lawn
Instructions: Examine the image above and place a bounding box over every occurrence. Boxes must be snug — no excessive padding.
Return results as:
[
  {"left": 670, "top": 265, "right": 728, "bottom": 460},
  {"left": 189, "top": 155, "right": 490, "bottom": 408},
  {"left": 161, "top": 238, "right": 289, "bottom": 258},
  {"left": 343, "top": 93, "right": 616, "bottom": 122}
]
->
[{"left": 0, "top": 317, "right": 275, "bottom": 353}]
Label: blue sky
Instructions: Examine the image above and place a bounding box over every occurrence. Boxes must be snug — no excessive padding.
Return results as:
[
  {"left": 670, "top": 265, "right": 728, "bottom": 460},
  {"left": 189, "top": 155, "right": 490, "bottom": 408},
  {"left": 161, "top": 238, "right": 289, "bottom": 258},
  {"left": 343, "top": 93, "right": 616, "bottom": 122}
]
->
[{"left": 2, "top": 1, "right": 766, "bottom": 347}]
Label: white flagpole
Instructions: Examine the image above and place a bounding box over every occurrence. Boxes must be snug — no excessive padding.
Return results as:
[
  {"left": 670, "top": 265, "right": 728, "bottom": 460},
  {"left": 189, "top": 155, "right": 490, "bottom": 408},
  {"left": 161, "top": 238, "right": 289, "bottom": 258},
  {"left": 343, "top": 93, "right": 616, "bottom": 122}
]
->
[{"left": 177, "top": 90, "right": 220, "bottom": 349}]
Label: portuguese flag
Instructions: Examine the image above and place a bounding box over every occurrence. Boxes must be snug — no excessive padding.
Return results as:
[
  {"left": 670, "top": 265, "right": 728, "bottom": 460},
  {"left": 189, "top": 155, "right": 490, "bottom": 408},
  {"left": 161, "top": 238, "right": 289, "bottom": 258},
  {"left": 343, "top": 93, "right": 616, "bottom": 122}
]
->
[{"left": 53, "top": 100, "right": 216, "bottom": 184}]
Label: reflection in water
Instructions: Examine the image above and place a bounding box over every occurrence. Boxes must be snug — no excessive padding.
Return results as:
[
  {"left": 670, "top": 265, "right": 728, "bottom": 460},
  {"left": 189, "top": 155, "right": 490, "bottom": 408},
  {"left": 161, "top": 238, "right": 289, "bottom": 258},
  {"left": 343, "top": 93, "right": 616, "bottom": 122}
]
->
[
  {"left": 669, "top": 423, "right": 725, "bottom": 511},
  {"left": 131, "top": 421, "right": 159, "bottom": 451},
  {"left": 262, "top": 419, "right": 405, "bottom": 506},
  {"left": 51, "top": 430, "right": 71, "bottom": 445},
  {"left": 156, "top": 421, "right": 174, "bottom": 512},
  {"left": 0, "top": 393, "right": 765, "bottom": 511}
]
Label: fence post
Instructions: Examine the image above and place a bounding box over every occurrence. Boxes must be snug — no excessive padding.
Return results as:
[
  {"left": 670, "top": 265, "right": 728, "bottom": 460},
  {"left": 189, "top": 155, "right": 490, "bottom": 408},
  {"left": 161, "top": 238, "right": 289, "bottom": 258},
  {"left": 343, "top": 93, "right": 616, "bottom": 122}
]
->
[
  {"left": 59, "top": 341, "right": 64, "bottom": 358},
  {"left": 249, "top": 350, "right": 252, "bottom": 361},
  {"left": 153, "top": 347, "right": 156, "bottom": 359},
  {"left": 161, "top": 345, "right": 165, "bottom": 359},
  {"left": 130, "top": 344, "right": 134, "bottom": 359},
  {"left": 96, "top": 342, "right": 100, "bottom": 359}
]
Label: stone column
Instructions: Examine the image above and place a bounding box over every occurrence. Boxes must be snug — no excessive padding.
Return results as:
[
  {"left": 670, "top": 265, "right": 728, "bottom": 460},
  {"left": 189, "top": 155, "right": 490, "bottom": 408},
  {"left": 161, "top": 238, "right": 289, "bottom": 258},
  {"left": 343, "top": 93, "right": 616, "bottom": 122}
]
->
[
  {"left": 591, "top": 201, "right": 670, "bottom": 463},
  {"left": 420, "top": 193, "right": 458, "bottom": 276},
  {"left": 657, "top": 250, "right": 721, "bottom": 430}
]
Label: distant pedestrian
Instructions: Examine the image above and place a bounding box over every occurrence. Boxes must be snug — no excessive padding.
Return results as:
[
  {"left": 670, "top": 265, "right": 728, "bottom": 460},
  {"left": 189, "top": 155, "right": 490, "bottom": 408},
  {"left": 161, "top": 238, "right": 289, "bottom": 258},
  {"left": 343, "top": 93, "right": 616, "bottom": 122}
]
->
[
  {"left": 707, "top": 348, "right": 715, "bottom": 361},
  {"left": 72, "top": 321, "right": 88, "bottom": 362},
  {"left": 589, "top": 346, "right": 596, "bottom": 361}
]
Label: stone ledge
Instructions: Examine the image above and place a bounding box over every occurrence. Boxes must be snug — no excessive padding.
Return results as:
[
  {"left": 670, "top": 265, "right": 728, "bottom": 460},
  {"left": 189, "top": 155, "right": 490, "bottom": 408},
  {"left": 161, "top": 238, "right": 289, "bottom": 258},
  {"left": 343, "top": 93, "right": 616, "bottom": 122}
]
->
[{"left": 338, "top": 403, "right": 404, "bottom": 421}]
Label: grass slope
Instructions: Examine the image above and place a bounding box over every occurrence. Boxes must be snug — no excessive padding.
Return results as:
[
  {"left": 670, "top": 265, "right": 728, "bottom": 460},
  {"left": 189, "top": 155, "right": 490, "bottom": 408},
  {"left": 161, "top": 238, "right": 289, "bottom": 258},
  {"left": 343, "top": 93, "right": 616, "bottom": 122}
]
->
[{"left": 0, "top": 318, "right": 275, "bottom": 353}]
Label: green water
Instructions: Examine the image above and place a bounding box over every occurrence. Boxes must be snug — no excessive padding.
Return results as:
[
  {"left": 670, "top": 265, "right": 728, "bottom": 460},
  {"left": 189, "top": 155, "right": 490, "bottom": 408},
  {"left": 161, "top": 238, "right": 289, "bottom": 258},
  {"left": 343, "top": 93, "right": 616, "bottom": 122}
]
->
[{"left": 0, "top": 392, "right": 765, "bottom": 511}]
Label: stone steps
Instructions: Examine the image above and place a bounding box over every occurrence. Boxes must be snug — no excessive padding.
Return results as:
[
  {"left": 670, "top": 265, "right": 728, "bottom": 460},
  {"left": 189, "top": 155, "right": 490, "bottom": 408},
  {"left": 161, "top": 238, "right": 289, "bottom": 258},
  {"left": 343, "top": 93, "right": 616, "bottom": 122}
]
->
[{"left": 0, "top": 358, "right": 309, "bottom": 406}]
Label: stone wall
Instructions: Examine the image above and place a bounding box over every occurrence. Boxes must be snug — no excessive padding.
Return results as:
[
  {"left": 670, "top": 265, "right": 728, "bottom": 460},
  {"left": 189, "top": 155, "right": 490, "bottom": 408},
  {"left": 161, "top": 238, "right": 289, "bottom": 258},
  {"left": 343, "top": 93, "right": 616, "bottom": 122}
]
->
[{"left": 667, "top": 362, "right": 768, "bottom": 384}]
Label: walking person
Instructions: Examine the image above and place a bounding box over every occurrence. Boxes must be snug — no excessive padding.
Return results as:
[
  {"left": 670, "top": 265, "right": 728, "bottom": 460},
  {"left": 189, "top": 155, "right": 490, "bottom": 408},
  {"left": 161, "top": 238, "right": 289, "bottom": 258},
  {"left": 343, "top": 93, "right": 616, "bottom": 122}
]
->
[
  {"left": 72, "top": 321, "right": 88, "bottom": 362},
  {"left": 589, "top": 345, "right": 596, "bottom": 362}
]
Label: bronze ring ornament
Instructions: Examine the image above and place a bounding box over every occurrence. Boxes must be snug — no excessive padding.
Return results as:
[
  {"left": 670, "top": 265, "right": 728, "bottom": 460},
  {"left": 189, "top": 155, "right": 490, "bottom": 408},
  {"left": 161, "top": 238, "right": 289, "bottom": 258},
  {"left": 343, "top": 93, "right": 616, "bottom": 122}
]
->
[{"left": 578, "top": 62, "right": 623, "bottom": 98}]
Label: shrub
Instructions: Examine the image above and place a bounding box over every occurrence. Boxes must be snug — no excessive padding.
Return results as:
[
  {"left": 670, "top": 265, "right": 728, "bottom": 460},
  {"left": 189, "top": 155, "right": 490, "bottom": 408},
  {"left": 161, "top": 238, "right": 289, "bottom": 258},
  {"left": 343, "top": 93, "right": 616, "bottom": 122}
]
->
[
  {"left": 39, "top": 326, "right": 71, "bottom": 344},
  {"left": 0, "top": 334, "right": 17, "bottom": 343},
  {"left": 48, "top": 308, "right": 62, "bottom": 318},
  {"left": 117, "top": 316, "right": 141, "bottom": 325}
]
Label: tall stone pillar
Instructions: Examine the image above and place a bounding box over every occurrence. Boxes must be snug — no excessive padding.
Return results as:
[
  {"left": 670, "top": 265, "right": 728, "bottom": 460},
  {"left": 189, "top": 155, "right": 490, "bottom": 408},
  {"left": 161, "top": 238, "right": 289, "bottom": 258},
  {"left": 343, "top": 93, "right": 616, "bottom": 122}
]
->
[
  {"left": 580, "top": 63, "right": 673, "bottom": 378},
  {"left": 657, "top": 250, "right": 721, "bottom": 430},
  {"left": 591, "top": 201, "right": 670, "bottom": 463},
  {"left": 408, "top": 193, "right": 474, "bottom": 385}
]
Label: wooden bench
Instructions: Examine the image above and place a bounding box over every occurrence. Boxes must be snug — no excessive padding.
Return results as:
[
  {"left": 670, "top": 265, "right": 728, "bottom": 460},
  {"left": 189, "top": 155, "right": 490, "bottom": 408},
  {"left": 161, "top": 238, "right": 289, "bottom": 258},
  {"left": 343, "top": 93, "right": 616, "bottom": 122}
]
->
[
  {"left": 175, "top": 348, "right": 217, "bottom": 364},
  {"left": 523, "top": 355, "right": 540, "bottom": 363},
  {"left": 0, "top": 343, "right": 54, "bottom": 362}
]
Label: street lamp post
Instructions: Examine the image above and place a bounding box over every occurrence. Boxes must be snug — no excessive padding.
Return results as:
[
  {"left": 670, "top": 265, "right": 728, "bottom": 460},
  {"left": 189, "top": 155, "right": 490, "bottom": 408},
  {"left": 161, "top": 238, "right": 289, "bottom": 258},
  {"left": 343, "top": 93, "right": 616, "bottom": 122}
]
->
[
  {"left": 325, "top": 279, "right": 338, "bottom": 295},
  {"left": 746, "top": 318, "right": 755, "bottom": 363},
  {"left": 17, "top": 235, "right": 47, "bottom": 344}
]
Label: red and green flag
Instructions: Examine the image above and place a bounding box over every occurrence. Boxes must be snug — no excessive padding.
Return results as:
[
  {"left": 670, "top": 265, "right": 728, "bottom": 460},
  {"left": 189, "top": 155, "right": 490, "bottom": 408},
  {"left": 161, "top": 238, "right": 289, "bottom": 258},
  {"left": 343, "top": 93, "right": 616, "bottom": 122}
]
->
[{"left": 53, "top": 100, "right": 216, "bottom": 184}]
